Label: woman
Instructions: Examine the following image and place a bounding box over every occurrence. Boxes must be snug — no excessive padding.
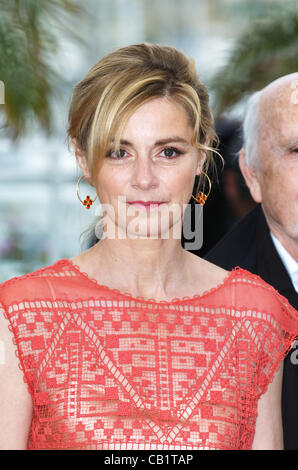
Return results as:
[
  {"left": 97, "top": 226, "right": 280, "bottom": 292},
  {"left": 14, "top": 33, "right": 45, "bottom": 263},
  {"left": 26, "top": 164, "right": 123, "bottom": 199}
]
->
[{"left": 0, "top": 43, "right": 297, "bottom": 450}]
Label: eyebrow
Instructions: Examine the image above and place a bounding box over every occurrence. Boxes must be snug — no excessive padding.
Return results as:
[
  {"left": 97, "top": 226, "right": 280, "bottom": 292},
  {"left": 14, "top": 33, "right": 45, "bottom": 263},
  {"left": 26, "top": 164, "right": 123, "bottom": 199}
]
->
[{"left": 112, "top": 137, "right": 190, "bottom": 146}]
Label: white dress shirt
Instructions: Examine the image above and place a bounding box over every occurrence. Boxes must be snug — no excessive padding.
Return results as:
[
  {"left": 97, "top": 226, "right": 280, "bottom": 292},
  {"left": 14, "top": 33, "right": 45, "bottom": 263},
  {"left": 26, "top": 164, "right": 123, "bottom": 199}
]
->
[{"left": 270, "top": 232, "right": 298, "bottom": 293}]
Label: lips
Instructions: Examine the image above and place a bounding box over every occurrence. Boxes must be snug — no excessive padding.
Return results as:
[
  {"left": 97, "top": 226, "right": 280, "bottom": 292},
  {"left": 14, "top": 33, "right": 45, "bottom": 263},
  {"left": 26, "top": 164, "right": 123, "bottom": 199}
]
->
[
  {"left": 128, "top": 201, "right": 165, "bottom": 206},
  {"left": 127, "top": 201, "right": 166, "bottom": 210}
]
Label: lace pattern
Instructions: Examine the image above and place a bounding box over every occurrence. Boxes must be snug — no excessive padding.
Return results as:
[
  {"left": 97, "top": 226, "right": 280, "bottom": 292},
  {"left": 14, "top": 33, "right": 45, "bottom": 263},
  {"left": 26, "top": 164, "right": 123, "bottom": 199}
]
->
[{"left": 0, "top": 259, "right": 297, "bottom": 450}]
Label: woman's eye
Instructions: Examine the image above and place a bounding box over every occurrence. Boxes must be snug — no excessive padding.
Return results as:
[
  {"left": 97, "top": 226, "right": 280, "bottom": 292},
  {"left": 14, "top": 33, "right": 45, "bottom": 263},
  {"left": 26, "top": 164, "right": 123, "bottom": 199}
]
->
[
  {"left": 160, "top": 147, "right": 182, "bottom": 158},
  {"left": 107, "top": 149, "right": 127, "bottom": 159},
  {"left": 106, "top": 147, "right": 182, "bottom": 159}
]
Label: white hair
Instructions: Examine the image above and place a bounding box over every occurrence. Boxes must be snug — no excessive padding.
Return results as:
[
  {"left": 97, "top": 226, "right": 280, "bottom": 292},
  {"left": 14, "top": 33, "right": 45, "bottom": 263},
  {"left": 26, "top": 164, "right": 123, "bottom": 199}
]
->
[{"left": 242, "top": 90, "right": 262, "bottom": 168}]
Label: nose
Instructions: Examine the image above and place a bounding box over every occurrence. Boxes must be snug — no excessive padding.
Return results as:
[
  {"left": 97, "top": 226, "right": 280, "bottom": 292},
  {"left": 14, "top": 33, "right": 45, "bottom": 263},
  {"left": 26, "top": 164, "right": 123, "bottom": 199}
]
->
[{"left": 130, "top": 155, "right": 159, "bottom": 190}]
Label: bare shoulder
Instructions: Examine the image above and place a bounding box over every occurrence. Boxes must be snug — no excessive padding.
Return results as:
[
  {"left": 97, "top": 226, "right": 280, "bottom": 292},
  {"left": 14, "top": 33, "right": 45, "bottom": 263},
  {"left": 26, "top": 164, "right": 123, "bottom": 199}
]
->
[
  {"left": 69, "top": 247, "right": 94, "bottom": 271},
  {"left": 199, "top": 258, "right": 230, "bottom": 284},
  {"left": 185, "top": 251, "right": 230, "bottom": 291}
]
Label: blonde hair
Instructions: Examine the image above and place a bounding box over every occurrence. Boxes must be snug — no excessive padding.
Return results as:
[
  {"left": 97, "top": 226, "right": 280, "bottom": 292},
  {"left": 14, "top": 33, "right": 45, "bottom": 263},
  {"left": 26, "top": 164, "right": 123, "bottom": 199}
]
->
[{"left": 67, "top": 43, "right": 220, "bottom": 249}]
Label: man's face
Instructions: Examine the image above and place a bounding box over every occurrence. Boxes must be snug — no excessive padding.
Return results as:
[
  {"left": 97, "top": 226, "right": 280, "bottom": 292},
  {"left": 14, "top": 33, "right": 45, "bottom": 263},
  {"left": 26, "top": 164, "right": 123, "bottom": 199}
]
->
[{"left": 253, "top": 83, "right": 298, "bottom": 245}]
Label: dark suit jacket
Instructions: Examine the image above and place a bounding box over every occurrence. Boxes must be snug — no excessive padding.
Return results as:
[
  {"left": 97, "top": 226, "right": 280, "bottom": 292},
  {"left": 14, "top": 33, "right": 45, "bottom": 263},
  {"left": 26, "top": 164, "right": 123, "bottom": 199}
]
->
[{"left": 205, "top": 204, "right": 298, "bottom": 449}]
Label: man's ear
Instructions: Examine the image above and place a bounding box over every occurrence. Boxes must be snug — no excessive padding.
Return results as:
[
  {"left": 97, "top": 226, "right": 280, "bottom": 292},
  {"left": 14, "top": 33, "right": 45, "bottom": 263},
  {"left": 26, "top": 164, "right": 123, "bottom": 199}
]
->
[
  {"left": 72, "top": 138, "right": 92, "bottom": 184},
  {"left": 238, "top": 148, "right": 262, "bottom": 203}
]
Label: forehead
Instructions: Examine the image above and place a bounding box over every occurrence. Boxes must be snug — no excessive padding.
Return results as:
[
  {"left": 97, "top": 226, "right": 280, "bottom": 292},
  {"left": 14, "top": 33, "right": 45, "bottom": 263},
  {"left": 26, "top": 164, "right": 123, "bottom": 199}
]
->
[
  {"left": 260, "top": 83, "right": 298, "bottom": 146},
  {"left": 122, "top": 97, "right": 194, "bottom": 137}
]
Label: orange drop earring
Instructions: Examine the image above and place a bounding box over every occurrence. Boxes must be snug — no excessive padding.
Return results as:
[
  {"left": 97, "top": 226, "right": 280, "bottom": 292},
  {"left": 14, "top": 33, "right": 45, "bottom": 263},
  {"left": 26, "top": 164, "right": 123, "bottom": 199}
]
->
[
  {"left": 191, "top": 171, "right": 211, "bottom": 205},
  {"left": 76, "top": 175, "right": 98, "bottom": 209}
]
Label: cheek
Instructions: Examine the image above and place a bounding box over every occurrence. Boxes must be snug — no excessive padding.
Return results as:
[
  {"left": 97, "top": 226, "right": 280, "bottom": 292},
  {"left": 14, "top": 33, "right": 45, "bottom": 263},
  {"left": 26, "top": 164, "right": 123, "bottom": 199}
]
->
[
  {"left": 169, "top": 172, "right": 190, "bottom": 187},
  {"left": 96, "top": 170, "right": 127, "bottom": 198},
  {"left": 263, "top": 164, "right": 293, "bottom": 195},
  {"left": 96, "top": 163, "right": 195, "bottom": 201},
  {"left": 162, "top": 170, "right": 194, "bottom": 201},
  {"left": 260, "top": 164, "right": 296, "bottom": 217},
  {"left": 260, "top": 163, "right": 280, "bottom": 195}
]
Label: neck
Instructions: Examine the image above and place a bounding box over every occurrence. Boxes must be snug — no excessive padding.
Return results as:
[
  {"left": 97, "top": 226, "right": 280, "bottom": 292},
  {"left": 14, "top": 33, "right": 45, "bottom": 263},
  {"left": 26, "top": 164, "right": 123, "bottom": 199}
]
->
[{"left": 83, "top": 237, "right": 191, "bottom": 299}]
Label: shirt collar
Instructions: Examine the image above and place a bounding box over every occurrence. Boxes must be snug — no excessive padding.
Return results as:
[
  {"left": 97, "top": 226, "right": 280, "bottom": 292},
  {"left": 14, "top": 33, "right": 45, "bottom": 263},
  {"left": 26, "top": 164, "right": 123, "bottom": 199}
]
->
[{"left": 270, "top": 232, "right": 298, "bottom": 293}]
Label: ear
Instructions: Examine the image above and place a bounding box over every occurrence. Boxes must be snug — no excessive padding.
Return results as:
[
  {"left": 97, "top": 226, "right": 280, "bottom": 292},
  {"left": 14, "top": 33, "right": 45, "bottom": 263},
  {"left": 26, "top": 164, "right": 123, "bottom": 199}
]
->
[
  {"left": 238, "top": 148, "right": 262, "bottom": 203},
  {"left": 195, "top": 154, "right": 206, "bottom": 175},
  {"left": 195, "top": 138, "right": 209, "bottom": 175},
  {"left": 72, "top": 138, "right": 92, "bottom": 184}
]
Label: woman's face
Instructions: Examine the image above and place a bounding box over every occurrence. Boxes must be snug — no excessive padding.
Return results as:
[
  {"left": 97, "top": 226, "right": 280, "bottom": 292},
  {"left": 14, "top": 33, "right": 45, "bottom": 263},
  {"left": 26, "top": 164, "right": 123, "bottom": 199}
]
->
[{"left": 81, "top": 96, "right": 204, "bottom": 239}]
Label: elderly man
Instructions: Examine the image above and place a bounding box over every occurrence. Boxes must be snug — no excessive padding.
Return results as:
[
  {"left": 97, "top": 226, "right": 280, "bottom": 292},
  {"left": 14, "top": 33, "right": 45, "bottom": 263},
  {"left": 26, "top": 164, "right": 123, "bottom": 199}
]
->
[{"left": 205, "top": 73, "right": 298, "bottom": 449}]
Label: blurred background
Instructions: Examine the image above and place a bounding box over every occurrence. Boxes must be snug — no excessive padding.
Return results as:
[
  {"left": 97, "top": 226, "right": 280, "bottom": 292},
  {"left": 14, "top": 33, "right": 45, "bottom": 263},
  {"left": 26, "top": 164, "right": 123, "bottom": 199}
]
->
[{"left": 0, "top": 0, "right": 297, "bottom": 281}]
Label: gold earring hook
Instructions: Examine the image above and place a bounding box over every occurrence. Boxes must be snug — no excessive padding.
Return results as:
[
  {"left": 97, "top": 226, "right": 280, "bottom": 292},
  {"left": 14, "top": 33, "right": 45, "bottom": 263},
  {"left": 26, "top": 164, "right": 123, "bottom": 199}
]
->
[{"left": 76, "top": 175, "right": 98, "bottom": 209}]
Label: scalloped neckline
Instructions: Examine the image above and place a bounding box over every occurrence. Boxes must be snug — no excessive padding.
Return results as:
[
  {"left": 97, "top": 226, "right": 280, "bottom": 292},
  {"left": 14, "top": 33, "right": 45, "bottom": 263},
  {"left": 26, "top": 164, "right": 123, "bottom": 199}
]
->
[{"left": 59, "top": 258, "right": 242, "bottom": 305}]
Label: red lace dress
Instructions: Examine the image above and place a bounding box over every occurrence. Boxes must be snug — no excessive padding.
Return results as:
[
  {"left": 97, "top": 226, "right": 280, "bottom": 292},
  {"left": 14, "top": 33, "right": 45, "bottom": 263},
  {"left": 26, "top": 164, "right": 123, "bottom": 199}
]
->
[{"left": 0, "top": 258, "right": 297, "bottom": 450}]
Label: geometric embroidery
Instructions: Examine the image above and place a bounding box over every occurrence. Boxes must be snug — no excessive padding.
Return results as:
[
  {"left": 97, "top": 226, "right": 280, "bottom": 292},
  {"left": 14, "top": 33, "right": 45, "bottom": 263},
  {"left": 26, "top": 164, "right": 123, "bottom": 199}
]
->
[{"left": 0, "top": 258, "right": 297, "bottom": 450}]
